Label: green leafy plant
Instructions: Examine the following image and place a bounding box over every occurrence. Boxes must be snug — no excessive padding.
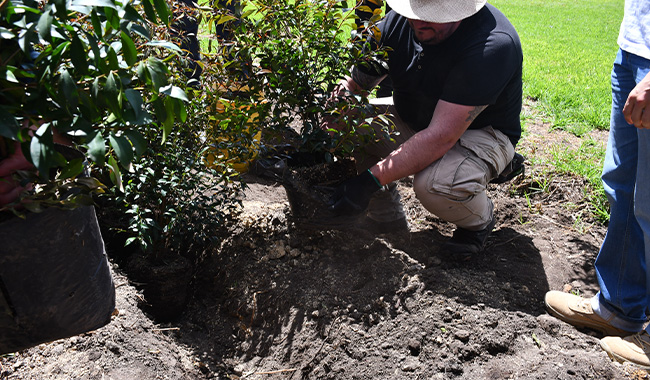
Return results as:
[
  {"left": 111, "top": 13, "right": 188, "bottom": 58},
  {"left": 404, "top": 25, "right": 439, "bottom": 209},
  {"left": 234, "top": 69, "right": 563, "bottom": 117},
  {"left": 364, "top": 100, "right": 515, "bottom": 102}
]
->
[
  {"left": 85, "top": 1, "right": 251, "bottom": 257},
  {"left": 113, "top": 127, "right": 242, "bottom": 259},
  {"left": 201, "top": 0, "right": 393, "bottom": 164},
  {"left": 0, "top": 0, "right": 187, "bottom": 212}
]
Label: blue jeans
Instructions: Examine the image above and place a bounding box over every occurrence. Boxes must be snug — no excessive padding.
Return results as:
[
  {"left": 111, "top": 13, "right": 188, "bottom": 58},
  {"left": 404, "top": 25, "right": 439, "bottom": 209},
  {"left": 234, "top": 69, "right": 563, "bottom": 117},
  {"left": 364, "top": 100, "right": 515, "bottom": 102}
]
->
[{"left": 592, "top": 49, "right": 650, "bottom": 332}]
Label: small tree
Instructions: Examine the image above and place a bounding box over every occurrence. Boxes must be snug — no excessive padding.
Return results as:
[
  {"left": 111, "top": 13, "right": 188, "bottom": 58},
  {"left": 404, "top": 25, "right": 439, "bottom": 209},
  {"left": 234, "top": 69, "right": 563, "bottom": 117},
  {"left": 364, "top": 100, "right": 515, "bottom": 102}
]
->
[{"left": 202, "top": 0, "right": 392, "bottom": 164}]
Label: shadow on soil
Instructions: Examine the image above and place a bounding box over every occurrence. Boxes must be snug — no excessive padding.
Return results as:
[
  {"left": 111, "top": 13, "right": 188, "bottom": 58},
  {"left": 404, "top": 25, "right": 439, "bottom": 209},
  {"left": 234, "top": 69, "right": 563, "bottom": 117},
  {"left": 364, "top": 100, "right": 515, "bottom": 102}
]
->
[{"left": 178, "top": 214, "right": 553, "bottom": 374}]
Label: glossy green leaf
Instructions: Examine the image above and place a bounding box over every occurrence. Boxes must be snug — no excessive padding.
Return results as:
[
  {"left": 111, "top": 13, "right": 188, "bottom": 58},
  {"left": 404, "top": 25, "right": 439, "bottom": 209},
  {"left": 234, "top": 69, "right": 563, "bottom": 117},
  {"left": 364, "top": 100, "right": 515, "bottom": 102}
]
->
[
  {"left": 69, "top": 34, "right": 87, "bottom": 74},
  {"left": 59, "top": 69, "right": 79, "bottom": 108},
  {"left": 241, "top": 8, "right": 254, "bottom": 18},
  {"left": 135, "top": 107, "right": 155, "bottom": 127},
  {"left": 71, "top": 112, "right": 95, "bottom": 135},
  {"left": 0, "top": 27, "right": 15, "bottom": 39},
  {"left": 87, "top": 131, "right": 106, "bottom": 166},
  {"left": 215, "top": 15, "right": 236, "bottom": 25},
  {"left": 48, "top": 40, "right": 70, "bottom": 71},
  {"left": 124, "top": 89, "right": 144, "bottom": 117},
  {"left": 91, "top": 77, "right": 101, "bottom": 102},
  {"left": 70, "top": 0, "right": 117, "bottom": 10},
  {"left": 0, "top": 108, "right": 20, "bottom": 139},
  {"left": 18, "top": 24, "right": 38, "bottom": 54},
  {"left": 58, "top": 157, "right": 85, "bottom": 179},
  {"left": 140, "top": 0, "right": 158, "bottom": 24},
  {"left": 129, "top": 23, "right": 151, "bottom": 41},
  {"left": 104, "top": 6, "right": 120, "bottom": 30},
  {"left": 153, "top": 97, "right": 172, "bottom": 143},
  {"left": 90, "top": 10, "right": 103, "bottom": 40},
  {"left": 135, "top": 61, "right": 150, "bottom": 85},
  {"left": 37, "top": 10, "right": 53, "bottom": 42},
  {"left": 107, "top": 155, "right": 124, "bottom": 192},
  {"left": 86, "top": 33, "right": 105, "bottom": 72},
  {"left": 152, "top": 0, "right": 170, "bottom": 25},
  {"left": 124, "top": 129, "right": 147, "bottom": 156},
  {"left": 30, "top": 124, "right": 55, "bottom": 180},
  {"left": 162, "top": 111, "right": 173, "bottom": 143},
  {"left": 123, "top": 4, "right": 144, "bottom": 23},
  {"left": 176, "top": 100, "right": 187, "bottom": 123},
  {"left": 0, "top": 67, "right": 18, "bottom": 83},
  {"left": 145, "top": 40, "right": 181, "bottom": 52},
  {"left": 107, "top": 45, "right": 119, "bottom": 70},
  {"left": 109, "top": 132, "right": 134, "bottom": 168},
  {"left": 105, "top": 72, "right": 121, "bottom": 115},
  {"left": 120, "top": 31, "right": 138, "bottom": 66},
  {"left": 76, "top": 177, "right": 106, "bottom": 191},
  {"left": 169, "top": 98, "right": 187, "bottom": 123},
  {"left": 53, "top": 0, "right": 68, "bottom": 21},
  {"left": 69, "top": 3, "right": 92, "bottom": 15},
  {"left": 146, "top": 57, "right": 168, "bottom": 90},
  {"left": 160, "top": 84, "right": 188, "bottom": 102}
]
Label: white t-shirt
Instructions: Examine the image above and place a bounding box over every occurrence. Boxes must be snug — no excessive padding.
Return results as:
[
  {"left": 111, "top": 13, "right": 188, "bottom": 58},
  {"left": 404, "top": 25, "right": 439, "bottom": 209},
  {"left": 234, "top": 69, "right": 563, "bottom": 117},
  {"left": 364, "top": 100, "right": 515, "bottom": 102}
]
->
[{"left": 618, "top": 0, "right": 650, "bottom": 60}]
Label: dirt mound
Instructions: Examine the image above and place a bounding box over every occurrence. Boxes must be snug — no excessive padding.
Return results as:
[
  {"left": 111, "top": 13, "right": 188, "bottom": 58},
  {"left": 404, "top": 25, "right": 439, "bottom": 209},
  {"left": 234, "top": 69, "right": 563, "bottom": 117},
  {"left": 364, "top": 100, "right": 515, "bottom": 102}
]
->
[{"left": 2, "top": 120, "right": 649, "bottom": 380}]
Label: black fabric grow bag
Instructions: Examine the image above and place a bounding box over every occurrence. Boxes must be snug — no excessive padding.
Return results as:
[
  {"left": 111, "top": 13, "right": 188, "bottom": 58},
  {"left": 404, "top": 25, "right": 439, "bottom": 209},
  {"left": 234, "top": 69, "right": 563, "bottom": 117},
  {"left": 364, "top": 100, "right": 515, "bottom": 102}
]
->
[{"left": 0, "top": 206, "right": 115, "bottom": 354}]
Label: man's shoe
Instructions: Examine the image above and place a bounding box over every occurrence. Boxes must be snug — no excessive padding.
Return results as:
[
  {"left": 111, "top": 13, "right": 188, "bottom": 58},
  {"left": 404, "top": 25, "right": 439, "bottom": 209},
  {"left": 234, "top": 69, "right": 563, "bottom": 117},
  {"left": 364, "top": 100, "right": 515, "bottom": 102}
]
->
[
  {"left": 490, "top": 153, "right": 525, "bottom": 184},
  {"left": 600, "top": 331, "right": 650, "bottom": 369},
  {"left": 440, "top": 217, "right": 497, "bottom": 261},
  {"left": 544, "top": 291, "right": 634, "bottom": 337}
]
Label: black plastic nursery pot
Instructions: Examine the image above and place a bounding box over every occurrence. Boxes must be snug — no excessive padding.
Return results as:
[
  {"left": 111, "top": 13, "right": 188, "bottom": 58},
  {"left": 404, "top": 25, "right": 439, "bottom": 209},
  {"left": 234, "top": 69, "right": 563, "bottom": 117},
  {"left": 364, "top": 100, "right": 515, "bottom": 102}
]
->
[
  {"left": 280, "top": 157, "right": 362, "bottom": 230},
  {"left": 0, "top": 206, "right": 115, "bottom": 354}
]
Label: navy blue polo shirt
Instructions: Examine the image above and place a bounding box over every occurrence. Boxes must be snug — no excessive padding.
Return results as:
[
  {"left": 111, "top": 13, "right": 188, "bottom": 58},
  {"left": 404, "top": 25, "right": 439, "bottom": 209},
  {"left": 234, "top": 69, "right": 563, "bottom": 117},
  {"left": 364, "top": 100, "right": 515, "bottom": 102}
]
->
[{"left": 357, "top": 4, "right": 523, "bottom": 145}]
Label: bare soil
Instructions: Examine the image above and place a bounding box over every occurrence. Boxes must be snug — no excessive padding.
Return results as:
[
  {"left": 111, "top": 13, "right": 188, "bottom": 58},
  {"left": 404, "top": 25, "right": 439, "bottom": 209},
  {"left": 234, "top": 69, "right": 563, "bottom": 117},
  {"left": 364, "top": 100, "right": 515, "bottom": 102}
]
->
[{"left": 2, "top": 112, "right": 650, "bottom": 380}]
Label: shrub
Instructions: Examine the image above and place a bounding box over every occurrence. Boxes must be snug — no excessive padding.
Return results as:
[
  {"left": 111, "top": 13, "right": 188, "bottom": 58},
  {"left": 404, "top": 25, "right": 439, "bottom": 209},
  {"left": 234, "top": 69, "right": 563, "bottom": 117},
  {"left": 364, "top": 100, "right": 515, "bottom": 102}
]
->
[
  {"left": 0, "top": 0, "right": 391, "bottom": 257},
  {"left": 114, "top": 128, "right": 242, "bottom": 259},
  {"left": 0, "top": 0, "right": 246, "bottom": 257},
  {"left": 201, "top": 0, "right": 393, "bottom": 164},
  {"left": 0, "top": 0, "right": 188, "bottom": 212}
]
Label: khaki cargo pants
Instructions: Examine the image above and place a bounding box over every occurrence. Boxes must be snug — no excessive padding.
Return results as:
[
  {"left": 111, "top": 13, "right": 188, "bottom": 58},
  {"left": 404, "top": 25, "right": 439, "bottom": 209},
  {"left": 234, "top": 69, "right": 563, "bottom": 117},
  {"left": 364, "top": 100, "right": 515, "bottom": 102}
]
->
[{"left": 357, "top": 103, "right": 515, "bottom": 231}]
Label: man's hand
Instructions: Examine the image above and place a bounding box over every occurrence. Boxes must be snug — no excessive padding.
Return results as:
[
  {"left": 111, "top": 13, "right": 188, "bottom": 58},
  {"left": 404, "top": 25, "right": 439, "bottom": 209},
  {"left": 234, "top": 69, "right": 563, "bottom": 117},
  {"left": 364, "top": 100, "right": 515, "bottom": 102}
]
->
[
  {"left": 321, "top": 76, "right": 369, "bottom": 135},
  {"left": 321, "top": 81, "right": 354, "bottom": 135},
  {"left": 320, "top": 114, "right": 341, "bottom": 137},
  {"left": 623, "top": 72, "right": 650, "bottom": 129},
  {"left": 329, "top": 169, "right": 383, "bottom": 216},
  {"left": 0, "top": 142, "right": 34, "bottom": 207}
]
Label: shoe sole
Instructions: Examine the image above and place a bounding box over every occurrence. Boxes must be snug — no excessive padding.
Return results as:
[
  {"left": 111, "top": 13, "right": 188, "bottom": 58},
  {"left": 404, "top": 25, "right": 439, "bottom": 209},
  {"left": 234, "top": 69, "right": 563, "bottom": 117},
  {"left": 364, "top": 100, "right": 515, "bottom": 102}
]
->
[{"left": 600, "top": 340, "right": 650, "bottom": 370}]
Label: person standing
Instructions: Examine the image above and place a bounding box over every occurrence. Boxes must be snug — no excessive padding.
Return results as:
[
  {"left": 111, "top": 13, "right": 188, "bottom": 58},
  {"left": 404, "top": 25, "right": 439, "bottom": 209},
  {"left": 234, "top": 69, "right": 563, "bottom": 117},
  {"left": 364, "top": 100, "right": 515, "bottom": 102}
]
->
[{"left": 545, "top": 0, "right": 650, "bottom": 369}]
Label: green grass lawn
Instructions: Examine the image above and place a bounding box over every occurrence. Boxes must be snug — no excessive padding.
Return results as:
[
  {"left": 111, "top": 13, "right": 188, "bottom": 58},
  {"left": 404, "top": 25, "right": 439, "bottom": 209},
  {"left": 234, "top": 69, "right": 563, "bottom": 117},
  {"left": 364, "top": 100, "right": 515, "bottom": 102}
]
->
[
  {"left": 490, "top": 0, "right": 624, "bottom": 222},
  {"left": 491, "top": 0, "right": 623, "bottom": 134}
]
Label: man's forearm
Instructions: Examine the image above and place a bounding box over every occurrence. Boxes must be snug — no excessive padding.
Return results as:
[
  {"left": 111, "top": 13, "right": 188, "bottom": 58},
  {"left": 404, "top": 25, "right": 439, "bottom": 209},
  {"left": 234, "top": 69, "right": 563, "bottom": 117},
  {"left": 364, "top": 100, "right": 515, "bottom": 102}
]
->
[
  {"left": 369, "top": 102, "right": 487, "bottom": 185},
  {"left": 369, "top": 127, "right": 456, "bottom": 185}
]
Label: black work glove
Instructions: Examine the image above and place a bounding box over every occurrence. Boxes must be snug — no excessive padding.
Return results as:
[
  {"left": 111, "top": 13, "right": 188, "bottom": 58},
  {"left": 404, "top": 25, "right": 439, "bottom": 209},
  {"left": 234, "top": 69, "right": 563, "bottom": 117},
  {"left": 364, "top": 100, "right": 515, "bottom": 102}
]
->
[{"left": 329, "top": 169, "right": 383, "bottom": 216}]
